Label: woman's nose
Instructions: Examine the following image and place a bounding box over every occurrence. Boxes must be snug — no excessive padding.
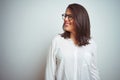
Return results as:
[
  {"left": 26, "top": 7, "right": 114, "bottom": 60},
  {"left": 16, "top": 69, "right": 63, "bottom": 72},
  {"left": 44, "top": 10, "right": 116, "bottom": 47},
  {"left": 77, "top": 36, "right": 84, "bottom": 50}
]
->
[{"left": 64, "top": 16, "right": 69, "bottom": 21}]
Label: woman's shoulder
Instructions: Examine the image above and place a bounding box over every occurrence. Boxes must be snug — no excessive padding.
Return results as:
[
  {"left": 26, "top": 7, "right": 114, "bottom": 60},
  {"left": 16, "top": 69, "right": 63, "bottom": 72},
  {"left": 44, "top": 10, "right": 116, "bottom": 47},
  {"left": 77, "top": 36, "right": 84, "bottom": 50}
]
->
[
  {"left": 51, "top": 34, "right": 63, "bottom": 44},
  {"left": 89, "top": 38, "right": 96, "bottom": 46},
  {"left": 88, "top": 38, "right": 97, "bottom": 50},
  {"left": 52, "top": 34, "right": 62, "bottom": 41}
]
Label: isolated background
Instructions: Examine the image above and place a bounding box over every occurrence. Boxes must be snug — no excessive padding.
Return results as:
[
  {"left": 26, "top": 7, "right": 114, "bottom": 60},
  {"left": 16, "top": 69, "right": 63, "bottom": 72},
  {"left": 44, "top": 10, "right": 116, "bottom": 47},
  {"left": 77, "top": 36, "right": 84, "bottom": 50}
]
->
[{"left": 0, "top": 0, "right": 120, "bottom": 80}]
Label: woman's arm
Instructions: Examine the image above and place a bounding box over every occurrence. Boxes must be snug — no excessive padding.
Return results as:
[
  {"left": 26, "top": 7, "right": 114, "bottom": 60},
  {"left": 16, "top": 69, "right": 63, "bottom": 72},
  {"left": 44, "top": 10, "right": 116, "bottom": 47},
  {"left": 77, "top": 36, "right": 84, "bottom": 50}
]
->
[
  {"left": 45, "top": 37, "right": 58, "bottom": 80},
  {"left": 89, "top": 45, "right": 100, "bottom": 80}
]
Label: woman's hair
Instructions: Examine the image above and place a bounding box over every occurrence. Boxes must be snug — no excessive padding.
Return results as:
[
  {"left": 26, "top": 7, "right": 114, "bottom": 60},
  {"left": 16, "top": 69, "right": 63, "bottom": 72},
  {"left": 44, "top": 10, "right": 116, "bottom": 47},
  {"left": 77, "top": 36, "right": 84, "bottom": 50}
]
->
[{"left": 61, "top": 3, "right": 91, "bottom": 46}]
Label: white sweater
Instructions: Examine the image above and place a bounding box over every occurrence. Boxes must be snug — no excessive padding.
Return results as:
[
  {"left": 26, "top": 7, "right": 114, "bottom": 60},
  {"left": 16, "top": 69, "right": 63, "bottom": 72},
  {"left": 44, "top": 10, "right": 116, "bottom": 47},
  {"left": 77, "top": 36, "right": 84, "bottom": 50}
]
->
[{"left": 45, "top": 35, "right": 100, "bottom": 80}]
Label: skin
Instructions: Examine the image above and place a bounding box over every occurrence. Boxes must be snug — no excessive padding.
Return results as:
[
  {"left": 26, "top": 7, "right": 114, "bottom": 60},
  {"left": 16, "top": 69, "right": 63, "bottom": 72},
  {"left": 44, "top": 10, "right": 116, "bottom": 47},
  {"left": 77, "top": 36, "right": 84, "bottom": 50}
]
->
[{"left": 64, "top": 8, "right": 77, "bottom": 44}]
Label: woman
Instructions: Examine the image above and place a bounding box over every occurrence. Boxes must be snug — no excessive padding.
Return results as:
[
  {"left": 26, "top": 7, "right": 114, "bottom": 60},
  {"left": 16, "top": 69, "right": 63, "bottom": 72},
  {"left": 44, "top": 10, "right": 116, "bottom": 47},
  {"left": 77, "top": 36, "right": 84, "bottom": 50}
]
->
[{"left": 45, "top": 3, "right": 100, "bottom": 80}]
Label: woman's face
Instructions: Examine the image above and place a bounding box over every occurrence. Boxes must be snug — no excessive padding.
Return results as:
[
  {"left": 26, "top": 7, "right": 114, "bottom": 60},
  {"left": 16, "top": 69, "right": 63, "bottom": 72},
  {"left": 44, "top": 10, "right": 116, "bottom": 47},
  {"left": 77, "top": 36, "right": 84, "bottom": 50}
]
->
[{"left": 63, "top": 8, "right": 75, "bottom": 33}]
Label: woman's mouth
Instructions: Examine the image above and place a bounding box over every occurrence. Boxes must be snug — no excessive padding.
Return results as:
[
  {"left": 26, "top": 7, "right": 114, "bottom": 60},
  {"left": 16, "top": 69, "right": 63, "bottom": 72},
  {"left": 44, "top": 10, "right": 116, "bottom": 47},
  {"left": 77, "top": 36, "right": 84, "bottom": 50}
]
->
[{"left": 64, "top": 23, "right": 70, "bottom": 26}]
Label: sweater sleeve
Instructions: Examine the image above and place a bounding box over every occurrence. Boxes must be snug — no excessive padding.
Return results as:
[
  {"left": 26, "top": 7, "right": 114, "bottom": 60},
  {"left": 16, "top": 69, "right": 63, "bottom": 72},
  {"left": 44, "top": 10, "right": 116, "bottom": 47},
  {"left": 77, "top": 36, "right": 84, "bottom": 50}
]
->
[
  {"left": 45, "top": 37, "right": 58, "bottom": 80},
  {"left": 89, "top": 43, "right": 100, "bottom": 80}
]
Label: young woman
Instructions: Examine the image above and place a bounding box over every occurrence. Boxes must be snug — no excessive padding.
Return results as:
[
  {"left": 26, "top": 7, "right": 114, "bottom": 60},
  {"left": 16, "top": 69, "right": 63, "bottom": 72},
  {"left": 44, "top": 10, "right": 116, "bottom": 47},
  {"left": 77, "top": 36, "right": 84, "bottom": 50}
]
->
[{"left": 45, "top": 3, "right": 100, "bottom": 80}]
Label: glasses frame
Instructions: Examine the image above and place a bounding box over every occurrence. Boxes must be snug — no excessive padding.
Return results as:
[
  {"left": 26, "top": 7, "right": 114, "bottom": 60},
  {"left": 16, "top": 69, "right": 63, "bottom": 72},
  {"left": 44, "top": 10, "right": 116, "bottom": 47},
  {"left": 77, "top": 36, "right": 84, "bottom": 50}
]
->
[{"left": 62, "top": 13, "right": 74, "bottom": 20}]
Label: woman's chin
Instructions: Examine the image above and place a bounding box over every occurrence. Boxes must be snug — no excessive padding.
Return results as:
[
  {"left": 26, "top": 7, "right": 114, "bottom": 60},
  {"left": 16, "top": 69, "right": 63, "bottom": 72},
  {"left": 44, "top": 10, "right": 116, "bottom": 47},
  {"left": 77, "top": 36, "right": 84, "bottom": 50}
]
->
[
  {"left": 64, "top": 28, "right": 71, "bottom": 32},
  {"left": 64, "top": 25, "right": 73, "bottom": 32}
]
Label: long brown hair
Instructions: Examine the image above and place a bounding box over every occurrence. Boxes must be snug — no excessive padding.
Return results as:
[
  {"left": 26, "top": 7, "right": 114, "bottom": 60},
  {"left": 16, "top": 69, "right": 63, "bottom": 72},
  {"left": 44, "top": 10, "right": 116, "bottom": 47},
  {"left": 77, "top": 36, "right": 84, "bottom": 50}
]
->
[{"left": 61, "top": 3, "right": 91, "bottom": 46}]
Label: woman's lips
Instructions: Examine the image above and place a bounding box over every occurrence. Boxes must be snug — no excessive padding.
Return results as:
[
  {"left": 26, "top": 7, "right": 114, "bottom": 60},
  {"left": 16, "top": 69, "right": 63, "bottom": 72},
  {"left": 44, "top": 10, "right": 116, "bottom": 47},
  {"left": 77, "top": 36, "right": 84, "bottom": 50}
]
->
[{"left": 64, "top": 23, "right": 70, "bottom": 26}]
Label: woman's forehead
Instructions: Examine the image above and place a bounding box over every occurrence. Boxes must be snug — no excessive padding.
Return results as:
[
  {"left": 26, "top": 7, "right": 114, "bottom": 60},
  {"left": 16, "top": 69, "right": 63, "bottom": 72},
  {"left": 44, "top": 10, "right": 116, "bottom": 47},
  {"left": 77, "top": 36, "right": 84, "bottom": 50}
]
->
[{"left": 65, "top": 8, "right": 72, "bottom": 14}]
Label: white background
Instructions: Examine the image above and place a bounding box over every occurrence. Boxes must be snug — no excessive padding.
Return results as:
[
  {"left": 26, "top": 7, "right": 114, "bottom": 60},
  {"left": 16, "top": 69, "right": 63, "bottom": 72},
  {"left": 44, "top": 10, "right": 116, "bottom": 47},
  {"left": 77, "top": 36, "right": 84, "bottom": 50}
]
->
[{"left": 0, "top": 0, "right": 120, "bottom": 80}]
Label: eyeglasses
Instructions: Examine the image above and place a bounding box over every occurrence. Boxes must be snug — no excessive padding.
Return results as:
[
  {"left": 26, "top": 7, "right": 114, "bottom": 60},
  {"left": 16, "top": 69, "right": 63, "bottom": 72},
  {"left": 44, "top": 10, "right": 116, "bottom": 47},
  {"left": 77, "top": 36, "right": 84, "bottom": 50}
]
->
[{"left": 62, "top": 13, "right": 73, "bottom": 20}]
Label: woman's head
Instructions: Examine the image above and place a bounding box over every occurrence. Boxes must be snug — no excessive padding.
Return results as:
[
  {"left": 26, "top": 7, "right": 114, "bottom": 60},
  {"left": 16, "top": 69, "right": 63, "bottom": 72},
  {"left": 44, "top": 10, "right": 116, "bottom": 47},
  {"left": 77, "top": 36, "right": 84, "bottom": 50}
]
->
[
  {"left": 61, "top": 3, "right": 91, "bottom": 46},
  {"left": 62, "top": 8, "right": 75, "bottom": 33}
]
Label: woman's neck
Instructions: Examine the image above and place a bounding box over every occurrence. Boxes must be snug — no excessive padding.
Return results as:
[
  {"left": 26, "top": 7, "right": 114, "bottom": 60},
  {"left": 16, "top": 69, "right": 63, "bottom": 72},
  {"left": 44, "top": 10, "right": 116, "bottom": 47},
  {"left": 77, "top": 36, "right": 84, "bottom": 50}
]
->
[{"left": 70, "top": 32, "right": 77, "bottom": 44}]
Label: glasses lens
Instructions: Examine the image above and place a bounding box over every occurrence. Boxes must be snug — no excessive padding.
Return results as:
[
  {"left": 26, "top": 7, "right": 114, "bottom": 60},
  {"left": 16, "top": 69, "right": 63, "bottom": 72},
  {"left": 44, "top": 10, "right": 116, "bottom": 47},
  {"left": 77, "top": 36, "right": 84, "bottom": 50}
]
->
[{"left": 62, "top": 13, "right": 73, "bottom": 20}]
